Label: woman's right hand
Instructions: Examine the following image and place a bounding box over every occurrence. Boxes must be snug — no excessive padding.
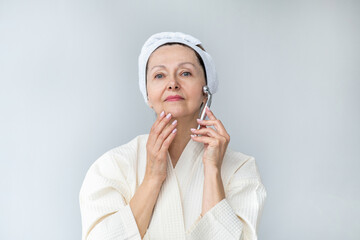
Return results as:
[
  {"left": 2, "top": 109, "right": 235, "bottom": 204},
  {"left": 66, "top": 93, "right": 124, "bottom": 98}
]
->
[{"left": 145, "top": 110, "right": 177, "bottom": 184}]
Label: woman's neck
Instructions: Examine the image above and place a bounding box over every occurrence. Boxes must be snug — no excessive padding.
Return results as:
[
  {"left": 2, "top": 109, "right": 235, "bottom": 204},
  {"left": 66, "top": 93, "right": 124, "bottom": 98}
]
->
[{"left": 168, "top": 113, "right": 199, "bottom": 168}]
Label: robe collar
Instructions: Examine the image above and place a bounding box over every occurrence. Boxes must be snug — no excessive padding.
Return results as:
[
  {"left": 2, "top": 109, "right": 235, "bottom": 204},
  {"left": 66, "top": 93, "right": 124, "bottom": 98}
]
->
[{"left": 167, "top": 138, "right": 204, "bottom": 170}]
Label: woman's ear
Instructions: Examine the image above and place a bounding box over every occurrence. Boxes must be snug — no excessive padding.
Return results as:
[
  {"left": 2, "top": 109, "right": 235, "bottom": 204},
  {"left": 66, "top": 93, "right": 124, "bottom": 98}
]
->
[
  {"left": 147, "top": 98, "right": 153, "bottom": 109},
  {"left": 202, "top": 95, "right": 208, "bottom": 105}
]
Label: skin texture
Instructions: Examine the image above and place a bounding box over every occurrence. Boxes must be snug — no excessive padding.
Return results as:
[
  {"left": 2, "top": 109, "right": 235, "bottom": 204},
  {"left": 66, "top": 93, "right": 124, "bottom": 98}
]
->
[{"left": 129, "top": 44, "right": 230, "bottom": 238}]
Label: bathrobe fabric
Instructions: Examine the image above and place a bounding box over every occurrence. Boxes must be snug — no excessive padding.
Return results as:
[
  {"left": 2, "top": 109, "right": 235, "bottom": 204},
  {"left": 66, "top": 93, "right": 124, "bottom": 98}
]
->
[{"left": 79, "top": 134, "right": 267, "bottom": 240}]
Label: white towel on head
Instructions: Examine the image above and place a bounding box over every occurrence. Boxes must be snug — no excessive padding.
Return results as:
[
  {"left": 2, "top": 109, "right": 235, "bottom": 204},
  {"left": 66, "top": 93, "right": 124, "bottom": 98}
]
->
[{"left": 138, "top": 32, "right": 218, "bottom": 104}]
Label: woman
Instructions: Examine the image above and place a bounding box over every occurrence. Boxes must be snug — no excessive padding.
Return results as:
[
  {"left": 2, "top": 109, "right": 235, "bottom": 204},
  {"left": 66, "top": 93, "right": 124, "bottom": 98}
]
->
[{"left": 79, "top": 32, "right": 266, "bottom": 240}]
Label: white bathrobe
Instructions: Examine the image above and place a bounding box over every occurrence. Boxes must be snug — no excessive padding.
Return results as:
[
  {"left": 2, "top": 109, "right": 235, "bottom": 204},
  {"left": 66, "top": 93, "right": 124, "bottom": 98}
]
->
[{"left": 79, "top": 134, "right": 266, "bottom": 240}]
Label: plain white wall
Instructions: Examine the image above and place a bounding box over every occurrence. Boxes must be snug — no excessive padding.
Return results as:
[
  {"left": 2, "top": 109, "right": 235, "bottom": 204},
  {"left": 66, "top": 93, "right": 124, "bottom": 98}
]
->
[{"left": 1, "top": 0, "right": 359, "bottom": 239}]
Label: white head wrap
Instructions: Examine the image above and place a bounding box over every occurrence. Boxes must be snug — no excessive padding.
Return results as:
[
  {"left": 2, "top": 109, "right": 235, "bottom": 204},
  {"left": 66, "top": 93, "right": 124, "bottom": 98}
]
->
[{"left": 138, "top": 32, "right": 218, "bottom": 104}]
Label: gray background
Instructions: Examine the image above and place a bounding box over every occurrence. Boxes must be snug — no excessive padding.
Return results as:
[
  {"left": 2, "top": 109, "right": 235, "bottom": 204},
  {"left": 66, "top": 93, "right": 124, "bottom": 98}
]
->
[{"left": 1, "top": 0, "right": 359, "bottom": 239}]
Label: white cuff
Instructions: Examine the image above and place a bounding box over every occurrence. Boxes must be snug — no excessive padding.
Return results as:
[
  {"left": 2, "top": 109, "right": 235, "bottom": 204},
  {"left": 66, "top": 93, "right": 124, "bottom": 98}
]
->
[
  {"left": 187, "top": 199, "right": 243, "bottom": 240},
  {"left": 88, "top": 204, "right": 141, "bottom": 240}
]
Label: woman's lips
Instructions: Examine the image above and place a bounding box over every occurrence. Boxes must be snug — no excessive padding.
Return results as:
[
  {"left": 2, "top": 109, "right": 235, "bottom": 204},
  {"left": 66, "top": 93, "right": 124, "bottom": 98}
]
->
[
  {"left": 165, "top": 95, "right": 184, "bottom": 101},
  {"left": 166, "top": 98, "right": 183, "bottom": 101}
]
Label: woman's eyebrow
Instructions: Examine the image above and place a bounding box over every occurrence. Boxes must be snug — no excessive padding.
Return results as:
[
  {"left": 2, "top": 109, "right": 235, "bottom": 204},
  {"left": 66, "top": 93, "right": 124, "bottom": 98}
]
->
[
  {"left": 150, "top": 62, "right": 196, "bottom": 72},
  {"left": 150, "top": 65, "right": 166, "bottom": 71},
  {"left": 178, "top": 62, "right": 196, "bottom": 68}
]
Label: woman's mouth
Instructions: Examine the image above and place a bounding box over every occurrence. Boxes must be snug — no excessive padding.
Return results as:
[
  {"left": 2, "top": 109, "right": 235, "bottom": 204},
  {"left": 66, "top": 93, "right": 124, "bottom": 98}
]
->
[{"left": 165, "top": 95, "right": 184, "bottom": 101}]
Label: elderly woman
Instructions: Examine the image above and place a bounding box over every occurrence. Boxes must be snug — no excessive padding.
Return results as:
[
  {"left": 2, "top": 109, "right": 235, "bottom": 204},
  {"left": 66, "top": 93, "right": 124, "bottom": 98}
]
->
[{"left": 79, "top": 32, "right": 266, "bottom": 240}]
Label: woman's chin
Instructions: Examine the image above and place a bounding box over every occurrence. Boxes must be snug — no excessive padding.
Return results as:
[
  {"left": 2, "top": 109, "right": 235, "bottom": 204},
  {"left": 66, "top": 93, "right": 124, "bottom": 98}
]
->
[
  {"left": 159, "top": 105, "right": 185, "bottom": 117},
  {"left": 165, "top": 108, "right": 184, "bottom": 118},
  {"left": 165, "top": 109, "right": 199, "bottom": 120},
  {"left": 155, "top": 103, "right": 199, "bottom": 118}
]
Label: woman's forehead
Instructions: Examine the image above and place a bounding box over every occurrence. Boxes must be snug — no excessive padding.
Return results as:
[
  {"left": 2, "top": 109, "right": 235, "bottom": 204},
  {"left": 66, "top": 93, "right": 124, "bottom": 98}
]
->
[{"left": 147, "top": 44, "right": 198, "bottom": 68}]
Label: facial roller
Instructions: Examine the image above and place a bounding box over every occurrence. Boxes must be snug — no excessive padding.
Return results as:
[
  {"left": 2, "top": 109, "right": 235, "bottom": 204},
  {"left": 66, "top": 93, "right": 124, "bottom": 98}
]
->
[{"left": 196, "top": 86, "right": 212, "bottom": 132}]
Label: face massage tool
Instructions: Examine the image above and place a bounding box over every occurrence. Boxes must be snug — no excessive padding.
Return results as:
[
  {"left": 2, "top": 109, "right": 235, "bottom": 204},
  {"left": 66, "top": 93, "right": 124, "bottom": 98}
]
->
[{"left": 196, "top": 85, "right": 212, "bottom": 132}]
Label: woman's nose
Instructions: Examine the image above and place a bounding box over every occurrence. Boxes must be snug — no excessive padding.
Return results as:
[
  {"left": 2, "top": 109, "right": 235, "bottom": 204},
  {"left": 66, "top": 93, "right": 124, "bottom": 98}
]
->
[
  {"left": 168, "top": 84, "right": 179, "bottom": 90},
  {"left": 167, "top": 76, "right": 180, "bottom": 90}
]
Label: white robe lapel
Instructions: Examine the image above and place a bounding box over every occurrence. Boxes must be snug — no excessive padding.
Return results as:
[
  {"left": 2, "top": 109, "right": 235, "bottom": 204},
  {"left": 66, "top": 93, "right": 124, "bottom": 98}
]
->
[
  {"left": 146, "top": 148, "right": 186, "bottom": 239},
  {"left": 172, "top": 139, "right": 205, "bottom": 232}
]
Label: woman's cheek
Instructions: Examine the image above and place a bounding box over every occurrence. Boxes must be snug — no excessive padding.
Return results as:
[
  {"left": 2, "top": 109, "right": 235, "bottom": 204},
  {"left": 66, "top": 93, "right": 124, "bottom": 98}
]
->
[{"left": 151, "top": 80, "right": 166, "bottom": 90}]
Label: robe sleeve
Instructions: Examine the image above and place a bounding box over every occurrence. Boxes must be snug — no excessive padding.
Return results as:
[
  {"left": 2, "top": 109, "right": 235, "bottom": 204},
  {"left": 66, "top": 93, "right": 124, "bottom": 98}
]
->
[
  {"left": 187, "top": 157, "right": 267, "bottom": 240},
  {"left": 79, "top": 151, "right": 142, "bottom": 240}
]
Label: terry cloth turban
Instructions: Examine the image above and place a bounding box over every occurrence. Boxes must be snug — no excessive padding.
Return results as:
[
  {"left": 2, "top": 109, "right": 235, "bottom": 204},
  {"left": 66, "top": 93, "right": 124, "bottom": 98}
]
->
[{"left": 138, "top": 32, "right": 218, "bottom": 104}]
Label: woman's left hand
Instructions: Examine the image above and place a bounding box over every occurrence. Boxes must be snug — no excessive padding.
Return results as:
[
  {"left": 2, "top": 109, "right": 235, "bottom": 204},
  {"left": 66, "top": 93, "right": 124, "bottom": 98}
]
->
[{"left": 190, "top": 106, "right": 230, "bottom": 170}]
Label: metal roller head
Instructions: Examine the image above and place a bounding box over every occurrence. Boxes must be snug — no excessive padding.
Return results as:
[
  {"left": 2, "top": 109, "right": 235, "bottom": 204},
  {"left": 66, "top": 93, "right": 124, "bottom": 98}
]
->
[
  {"left": 203, "top": 85, "right": 212, "bottom": 106},
  {"left": 203, "top": 85, "right": 210, "bottom": 95}
]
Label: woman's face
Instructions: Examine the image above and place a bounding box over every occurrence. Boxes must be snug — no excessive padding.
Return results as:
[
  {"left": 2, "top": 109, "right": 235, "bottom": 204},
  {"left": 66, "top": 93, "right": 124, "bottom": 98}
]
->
[{"left": 146, "top": 44, "right": 207, "bottom": 118}]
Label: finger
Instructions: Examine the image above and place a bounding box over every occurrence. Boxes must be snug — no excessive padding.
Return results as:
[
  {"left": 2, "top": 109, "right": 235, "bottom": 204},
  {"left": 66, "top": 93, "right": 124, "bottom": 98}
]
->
[
  {"left": 190, "top": 134, "right": 217, "bottom": 145},
  {"left": 151, "top": 112, "right": 173, "bottom": 139},
  {"left": 154, "top": 118, "right": 177, "bottom": 151},
  {"left": 197, "top": 119, "right": 218, "bottom": 126},
  {"left": 196, "top": 119, "right": 221, "bottom": 130},
  {"left": 160, "top": 126, "right": 177, "bottom": 153},
  {"left": 205, "top": 106, "right": 217, "bottom": 120},
  {"left": 153, "top": 110, "right": 166, "bottom": 128},
  {"left": 204, "top": 107, "right": 225, "bottom": 131},
  {"left": 190, "top": 127, "right": 222, "bottom": 139},
  {"left": 148, "top": 110, "right": 166, "bottom": 143},
  {"left": 204, "top": 106, "right": 228, "bottom": 134},
  {"left": 196, "top": 118, "right": 228, "bottom": 136}
]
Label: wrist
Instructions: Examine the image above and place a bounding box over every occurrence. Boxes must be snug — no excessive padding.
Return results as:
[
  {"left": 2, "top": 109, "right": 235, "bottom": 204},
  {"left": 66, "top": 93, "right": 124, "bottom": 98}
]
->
[
  {"left": 143, "top": 175, "right": 164, "bottom": 189},
  {"left": 204, "top": 164, "right": 221, "bottom": 175}
]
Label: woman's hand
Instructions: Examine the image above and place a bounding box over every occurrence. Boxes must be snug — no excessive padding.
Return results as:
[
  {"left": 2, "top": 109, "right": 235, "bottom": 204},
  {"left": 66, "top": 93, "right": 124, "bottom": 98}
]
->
[
  {"left": 145, "top": 110, "right": 177, "bottom": 184},
  {"left": 130, "top": 110, "right": 176, "bottom": 238},
  {"left": 190, "top": 106, "right": 230, "bottom": 170}
]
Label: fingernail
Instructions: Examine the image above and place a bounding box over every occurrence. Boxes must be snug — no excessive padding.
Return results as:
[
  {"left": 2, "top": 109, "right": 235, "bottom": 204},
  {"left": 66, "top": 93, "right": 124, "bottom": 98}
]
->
[
  {"left": 172, "top": 128, "right": 177, "bottom": 134},
  {"left": 206, "top": 106, "right": 210, "bottom": 111},
  {"left": 191, "top": 134, "right": 196, "bottom": 137},
  {"left": 166, "top": 113, "right": 172, "bottom": 119},
  {"left": 197, "top": 118, "right": 202, "bottom": 122},
  {"left": 172, "top": 120, "right": 177, "bottom": 125},
  {"left": 160, "top": 111, "right": 165, "bottom": 117},
  {"left": 190, "top": 128, "right": 196, "bottom": 132}
]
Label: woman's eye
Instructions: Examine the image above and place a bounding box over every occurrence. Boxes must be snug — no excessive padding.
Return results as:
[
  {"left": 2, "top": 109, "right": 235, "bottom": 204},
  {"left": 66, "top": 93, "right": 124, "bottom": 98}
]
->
[
  {"left": 181, "top": 72, "right": 191, "bottom": 77},
  {"left": 155, "top": 73, "right": 164, "bottom": 79}
]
